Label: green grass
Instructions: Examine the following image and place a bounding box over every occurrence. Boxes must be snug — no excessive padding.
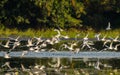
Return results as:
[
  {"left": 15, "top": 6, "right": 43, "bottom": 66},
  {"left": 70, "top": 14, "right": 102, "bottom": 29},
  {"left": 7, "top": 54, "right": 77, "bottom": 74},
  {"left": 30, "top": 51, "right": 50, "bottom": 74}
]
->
[{"left": 0, "top": 27, "right": 120, "bottom": 38}]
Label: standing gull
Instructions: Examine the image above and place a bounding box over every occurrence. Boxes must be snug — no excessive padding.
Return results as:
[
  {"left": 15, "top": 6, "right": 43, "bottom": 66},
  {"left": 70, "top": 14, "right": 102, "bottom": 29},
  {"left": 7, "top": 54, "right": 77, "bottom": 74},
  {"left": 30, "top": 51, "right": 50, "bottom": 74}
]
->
[{"left": 106, "top": 22, "right": 111, "bottom": 30}]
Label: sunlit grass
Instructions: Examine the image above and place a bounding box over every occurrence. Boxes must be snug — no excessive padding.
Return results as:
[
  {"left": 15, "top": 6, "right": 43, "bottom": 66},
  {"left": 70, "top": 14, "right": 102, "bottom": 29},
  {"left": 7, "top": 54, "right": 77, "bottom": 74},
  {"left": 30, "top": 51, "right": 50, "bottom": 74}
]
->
[
  {"left": 0, "top": 27, "right": 120, "bottom": 38},
  {"left": 101, "top": 29, "right": 120, "bottom": 38}
]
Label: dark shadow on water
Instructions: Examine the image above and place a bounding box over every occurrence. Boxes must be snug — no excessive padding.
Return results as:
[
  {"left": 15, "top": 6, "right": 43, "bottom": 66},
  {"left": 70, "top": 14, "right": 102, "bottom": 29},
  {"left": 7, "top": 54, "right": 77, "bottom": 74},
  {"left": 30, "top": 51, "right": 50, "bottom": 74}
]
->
[
  {"left": 0, "top": 57, "right": 120, "bottom": 74},
  {"left": 0, "top": 57, "right": 120, "bottom": 68}
]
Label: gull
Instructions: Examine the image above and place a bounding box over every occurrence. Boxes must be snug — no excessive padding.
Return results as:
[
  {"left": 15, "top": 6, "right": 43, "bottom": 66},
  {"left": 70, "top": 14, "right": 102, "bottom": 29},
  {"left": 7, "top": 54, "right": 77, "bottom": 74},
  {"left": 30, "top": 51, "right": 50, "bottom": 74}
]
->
[
  {"left": 34, "top": 37, "right": 43, "bottom": 45},
  {"left": 40, "top": 65, "right": 46, "bottom": 70},
  {"left": 21, "top": 51, "right": 28, "bottom": 57},
  {"left": 40, "top": 49, "right": 47, "bottom": 52},
  {"left": 9, "top": 36, "right": 20, "bottom": 42},
  {"left": 47, "top": 37, "right": 55, "bottom": 45},
  {"left": 74, "top": 48, "right": 80, "bottom": 53},
  {"left": 8, "top": 41, "right": 21, "bottom": 52},
  {"left": 45, "top": 38, "right": 55, "bottom": 45},
  {"left": 21, "top": 64, "right": 30, "bottom": 72},
  {"left": 45, "top": 39, "right": 51, "bottom": 43},
  {"left": 40, "top": 42, "right": 47, "bottom": 48},
  {"left": 83, "top": 33, "right": 89, "bottom": 41},
  {"left": 48, "top": 58, "right": 61, "bottom": 68},
  {"left": 95, "top": 33, "right": 101, "bottom": 41},
  {"left": 54, "top": 29, "right": 61, "bottom": 38},
  {"left": 0, "top": 40, "right": 10, "bottom": 48},
  {"left": 4, "top": 52, "right": 11, "bottom": 59},
  {"left": 29, "top": 46, "right": 40, "bottom": 52},
  {"left": 88, "top": 62, "right": 93, "bottom": 66},
  {"left": 114, "top": 44, "right": 120, "bottom": 51},
  {"left": 27, "top": 39, "right": 34, "bottom": 47},
  {"left": 101, "top": 41, "right": 114, "bottom": 51},
  {"left": 34, "top": 45, "right": 40, "bottom": 50},
  {"left": 49, "top": 48, "right": 57, "bottom": 52},
  {"left": 48, "top": 37, "right": 60, "bottom": 45},
  {"left": 21, "top": 65, "right": 33, "bottom": 75},
  {"left": 94, "top": 59, "right": 100, "bottom": 70},
  {"left": 81, "top": 41, "right": 88, "bottom": 49},
  {"left": 101, "top": 35, "right": 107, "bottom": 41},
  {"left": 106, "top": 41, "right": 114, "bottom": 50},
  {"left": 103, "top": 39, "right": 111, "bottom": 47},
  {"left": 34, "top": 46, "right": 41, "bottom": 52},
  {"left": 81, "top": 40, "right": 94, "bottom": 50},
  {"left": 33, "top": 63, "right": 46, "bottom": 70},
  {"left": 11, "top": 41, "right": 21, "bottom": 50},
  {"left": 33, "top": 63, "right": 46, "bottom": 69},
  {"left": 61, "top": 35, "right": 69, "bottom": 39},
  {"left": 106, "top": 22, "right": 111, "bottom": 30},
  {"left": 14, "top": 41, "right": 20, "bottom": 46},
  {"left": 103, "top": 64, "right": 112, "bottom": 68},
  {"left": 29, "top": 47, "right": 35, "bottom": 51},
  {"left": 61, "top": 42, "right": 77, "bottom": 51},
  {"left": 2, "top": 62, "right": 12, "bottom": 70},
  {"left": 67, "top": 42, "right": 77, "bottom": 51},
  {"left": 53, "top": 64, "right": 69, "bottom": 75},
  {"left": 81, "top": 40, "right": 96, "bottom": 51},
  {"left": 81, "top": 41, "right": 88, "bottom": 50},
  {"left": 30, "top": 65, "right": 46, "bottom": 75},
  {"left": 51, "top": 36, "right": 60, "bottom": 44},
  {"left": 59, "top": 43, "right": 67, "bottom": 51},
  {"left": 54, "top": 38, "right": 60, "bottom": 43},
  {"left": 111, "top": 35, "right": 120, "bottom": 42},
  {"left": 48, "top": 40, "right": 54, "bottom": 45},
  {"left": 34, "top": 63, "right": 40, "bottom": 69}
]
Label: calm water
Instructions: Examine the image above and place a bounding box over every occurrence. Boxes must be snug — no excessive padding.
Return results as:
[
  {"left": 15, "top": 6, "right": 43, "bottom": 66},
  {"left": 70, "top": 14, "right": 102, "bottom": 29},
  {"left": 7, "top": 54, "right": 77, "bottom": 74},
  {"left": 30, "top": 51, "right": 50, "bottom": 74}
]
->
[{"left": 1, "top": 51, "right": 120, "bottom": 58}]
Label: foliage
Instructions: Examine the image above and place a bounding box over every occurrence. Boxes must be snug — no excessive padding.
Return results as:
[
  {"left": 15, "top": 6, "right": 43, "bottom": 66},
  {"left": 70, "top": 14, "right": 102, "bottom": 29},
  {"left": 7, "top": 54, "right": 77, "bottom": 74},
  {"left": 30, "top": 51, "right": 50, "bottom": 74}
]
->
[
  {"left": 0, "top": 0, "right": 120, "bottom": 30},
  {"left": 82, "top": 0, "right": 120, "bottom": 29}
]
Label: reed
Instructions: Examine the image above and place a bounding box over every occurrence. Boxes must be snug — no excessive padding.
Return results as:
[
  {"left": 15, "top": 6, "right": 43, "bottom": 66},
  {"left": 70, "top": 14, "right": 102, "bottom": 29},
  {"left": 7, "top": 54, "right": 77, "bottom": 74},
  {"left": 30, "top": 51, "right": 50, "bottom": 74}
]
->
[{"left": 0, "top": 27, "right": 120, "bottom": 38}]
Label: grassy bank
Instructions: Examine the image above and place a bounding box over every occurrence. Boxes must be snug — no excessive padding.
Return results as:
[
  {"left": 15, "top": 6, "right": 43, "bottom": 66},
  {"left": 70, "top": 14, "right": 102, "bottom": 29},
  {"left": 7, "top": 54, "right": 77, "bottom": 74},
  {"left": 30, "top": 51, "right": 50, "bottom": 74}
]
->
[{"left": 0, "top": 28, "right": 120, "bottom": 38}]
